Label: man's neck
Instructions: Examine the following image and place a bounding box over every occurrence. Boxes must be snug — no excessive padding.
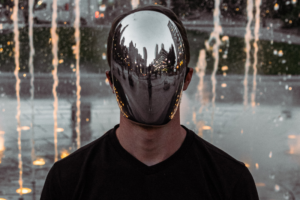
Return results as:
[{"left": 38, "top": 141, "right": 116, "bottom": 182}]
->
[{"left": 116, "top": 110, "right": 186, "bottom": 166}]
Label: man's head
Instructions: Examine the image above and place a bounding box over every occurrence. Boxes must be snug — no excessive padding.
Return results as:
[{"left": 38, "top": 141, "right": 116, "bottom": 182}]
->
[
  {"left": 106, "top": 5, "right": 192, "bottom": 126},
  {"left": 107, "top": 5, "right": 190, "bottom": 68}
]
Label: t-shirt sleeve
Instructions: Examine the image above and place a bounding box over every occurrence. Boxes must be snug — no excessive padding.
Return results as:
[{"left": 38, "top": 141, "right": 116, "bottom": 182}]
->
[
  {"left": 232, "top": 166, "right": 259, "bottom": 200},
  {"left": 40, "top": 163, "right": 63, "bottom": 200}
]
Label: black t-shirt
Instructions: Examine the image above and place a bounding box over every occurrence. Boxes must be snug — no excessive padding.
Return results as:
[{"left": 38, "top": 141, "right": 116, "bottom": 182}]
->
[{"left": 41, "top": 124, "right": 259, "bottom": 200}]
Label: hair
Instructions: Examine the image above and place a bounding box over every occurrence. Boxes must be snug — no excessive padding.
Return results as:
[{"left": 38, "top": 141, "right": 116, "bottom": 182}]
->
[{"left": 106, "top": 5, "right": 190, "bottom": 69}]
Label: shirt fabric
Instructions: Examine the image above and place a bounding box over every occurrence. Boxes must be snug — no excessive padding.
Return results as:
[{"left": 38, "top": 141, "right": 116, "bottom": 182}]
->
[{"left": 41, "top": 124, "right": 259, "bottom": 200}]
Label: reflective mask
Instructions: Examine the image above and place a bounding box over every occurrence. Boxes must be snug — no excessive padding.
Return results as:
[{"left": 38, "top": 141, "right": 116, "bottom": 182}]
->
[{"left": 110, "top": 10, "right": 187, "bottom": 126}]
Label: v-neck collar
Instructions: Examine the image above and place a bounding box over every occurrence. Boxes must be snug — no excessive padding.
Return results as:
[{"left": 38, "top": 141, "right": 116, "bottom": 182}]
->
[{"left": 108, "top": 124, "right": 194, "bottom": 175}]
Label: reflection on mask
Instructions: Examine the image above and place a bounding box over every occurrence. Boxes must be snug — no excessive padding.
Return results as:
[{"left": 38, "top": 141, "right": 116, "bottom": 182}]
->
[{"left": 110, "top": 11, "right": 187, "bottom": 125}]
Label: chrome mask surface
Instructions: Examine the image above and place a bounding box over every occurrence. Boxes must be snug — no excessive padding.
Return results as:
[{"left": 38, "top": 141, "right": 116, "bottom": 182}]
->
[{"left": 110, "top": 11, "right": 187, "bottom": 125}]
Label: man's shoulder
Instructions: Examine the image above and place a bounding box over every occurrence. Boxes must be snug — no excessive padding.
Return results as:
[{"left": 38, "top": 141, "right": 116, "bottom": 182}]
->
[
  {"left": 54, "top": 127, "right": 114, "bottom": 169},
  {"left": 188, "top": 130, "right": 253, "bottom": 197},
  {"left": 189, "top": 130, "right": 246, "bottom": 172}
]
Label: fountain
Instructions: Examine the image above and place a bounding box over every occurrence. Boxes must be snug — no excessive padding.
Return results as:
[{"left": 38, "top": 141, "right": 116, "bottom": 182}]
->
[
  {"left": 51, "top": 0, "right": 59, "bottom": 162},
  {"left": 206, "top": 0, "right": 223, "bottom": 143},
  {"left": 74, "top": 0, "right": 81, "bottom": 149},
  {"left": 251, "top": 0, "right": 262, "bottom": 109},
  {"left": 193, "top": 49, "right": 207, "bottom": 137},
  {"left": 29, "top": 0, "right": 36, "bottom": 198},
  {"left": 12, "top": 0, "right": 23, "bottom": 196},
  {"left": 196, "top": 49, "right": 207, "bottom": 113},
  {"left": 131, "top": 0, "right": 140, "bottom": 9},
  {"left": 244, "top": 0, "right": 254, "bottom": 107}
]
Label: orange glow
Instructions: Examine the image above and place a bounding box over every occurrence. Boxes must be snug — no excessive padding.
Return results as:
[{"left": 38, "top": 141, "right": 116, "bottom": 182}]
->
[
  {"left": 100, "top": 13, "right": 104, "bottom": 18},
  {"left": 255, "top": 163, "right": 259, "bottom": 169},
  {"left": 289, "top": 147, "right": 294, "bottom": 154},
  {"left": 56, "top": 128, "right": 64, "bottom": 132},
  {"left": 236, "top": 8, "right": 239, "bottom": 11},
  {"left": 16, "top": 188, "right": 31, "bottom": 194},
  {"left": 245, "top": 163, "right": 250, "bottom": 168},
  {"left": 221, "top": 83, "right": 227, "bottom": 88},
  {"left": 21, "top": 126, "right": 30, "bottom": 131},
  {"left": 59, "top": 59, "right": 64, "bottom": 64},
  {"left": 86, "top": 118, "right": 89, "bottom": 122},
  {"left": 33, "top": 158, "right": 45, "bottom": 166},
  {"left": 102, "top": 53, "right": 107, "bottom": 60},
  {"left": 203, "top": 126, "right": 211, "bottom": 130},
  {"left": 17, "top": 126, "right": 29, "bottom": 131},
  {"left": 0, "top": 198, "right": 7, "bottom": 200},
  {"left": 221, "top": 66, "right": 228, "bottom": 71},
  {"left": 221, "top": 36, "right": 229, "bottom": 41},
  {"left": 288, "top": 135, "right": 297, "bottom": 139},
  {"left": 61, "top": 149, "right": 70, "bottom": 159},
  {"left": 95, "top": 11, "right": 100, "bottom": 18},
  {"left": 0, "top": 136, "right": 5, "bottom": 152},
  {"left": 131, "top": 0, "right": 140, "bottom": 9},
  {"left": 256, "top": 182, "right": 265, "bottom": 187},
  {"left": 0, "top": 131, "right": 4, "bottom": 164},
  {"left": 287, "top": 134, "right": 300, "bottom": 155},
  {"left": 269, "top": 151, "right": 272, "bottom": 158},
  {"left": 289, "top": 87, "right": 292, "bottom": 91}
]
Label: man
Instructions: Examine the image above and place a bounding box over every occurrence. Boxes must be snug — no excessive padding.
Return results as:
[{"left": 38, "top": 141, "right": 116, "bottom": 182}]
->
[{"left": 41, "top": 5, "right": 259, "bottom": 200}]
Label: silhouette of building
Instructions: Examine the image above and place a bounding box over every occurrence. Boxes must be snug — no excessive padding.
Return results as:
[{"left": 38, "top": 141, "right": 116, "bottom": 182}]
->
[
  {"left": 153, "top": 44, "right": 168, "bottom": 70},
  {"left": 155, "top": 44, "right": 159, "bottom": 58},
  {"left": 167, "top": 20, "right": 185, "bottom": 73}
]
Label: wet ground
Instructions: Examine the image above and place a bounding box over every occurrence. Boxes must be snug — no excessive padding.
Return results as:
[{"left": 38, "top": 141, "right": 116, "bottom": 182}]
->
[{"left": 0, "top": 73, "right": 300, "bottom": 200}]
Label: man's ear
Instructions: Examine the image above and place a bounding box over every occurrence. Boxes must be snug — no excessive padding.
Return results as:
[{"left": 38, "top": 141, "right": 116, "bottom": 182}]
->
[
  {"left": 105, "top": 70, "right": 114, "bottom": 93},
  {"left": 183, "top": 68, "right": 193, "bottom": 91}
]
